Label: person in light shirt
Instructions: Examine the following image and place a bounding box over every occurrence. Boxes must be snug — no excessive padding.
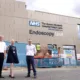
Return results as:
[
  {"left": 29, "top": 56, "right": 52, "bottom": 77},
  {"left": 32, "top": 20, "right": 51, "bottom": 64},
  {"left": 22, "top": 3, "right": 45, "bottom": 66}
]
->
[
  {"left": 25, "top": 39, "right": 37, "bottom": 78},
  {"left": 0, "top": 35, "right": 7, "bottom": 78}
]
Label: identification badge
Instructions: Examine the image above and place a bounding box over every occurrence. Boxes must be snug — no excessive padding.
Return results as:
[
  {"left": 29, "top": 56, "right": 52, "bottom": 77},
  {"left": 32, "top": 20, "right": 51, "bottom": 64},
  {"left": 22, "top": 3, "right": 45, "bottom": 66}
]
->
[{"left": 13, "top": 51, "right": 15, "bottom": 53}]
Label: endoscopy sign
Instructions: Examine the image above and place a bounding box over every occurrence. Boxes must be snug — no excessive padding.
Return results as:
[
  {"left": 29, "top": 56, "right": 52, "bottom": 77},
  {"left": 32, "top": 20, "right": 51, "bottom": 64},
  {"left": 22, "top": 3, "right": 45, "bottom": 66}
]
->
[
  {"left": 29, "top": 29, "right": 54, "bottom": 37},
  {"left": 29, "top": 20, "right": 63, "bottom": 36}
]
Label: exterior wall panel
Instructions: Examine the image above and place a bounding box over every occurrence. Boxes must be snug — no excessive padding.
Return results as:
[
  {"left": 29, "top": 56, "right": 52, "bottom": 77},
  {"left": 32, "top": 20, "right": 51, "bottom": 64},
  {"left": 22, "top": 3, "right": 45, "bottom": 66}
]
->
[{"left": 0, "top": 0, "right": 80, "bottom": 53}]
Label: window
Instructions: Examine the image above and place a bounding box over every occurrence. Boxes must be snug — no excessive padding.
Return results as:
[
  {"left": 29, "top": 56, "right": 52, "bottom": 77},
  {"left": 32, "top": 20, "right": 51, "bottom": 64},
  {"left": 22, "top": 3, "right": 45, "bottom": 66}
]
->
[{"left": 77, "top": 24, "right": 80, "bottom": 39}]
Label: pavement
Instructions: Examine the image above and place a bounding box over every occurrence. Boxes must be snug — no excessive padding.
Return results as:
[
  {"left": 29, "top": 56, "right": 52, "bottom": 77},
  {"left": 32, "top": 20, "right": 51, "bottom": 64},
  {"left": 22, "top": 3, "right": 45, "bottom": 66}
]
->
[{"left": 1, "top": 67, "right": 80, "bottom": 80}]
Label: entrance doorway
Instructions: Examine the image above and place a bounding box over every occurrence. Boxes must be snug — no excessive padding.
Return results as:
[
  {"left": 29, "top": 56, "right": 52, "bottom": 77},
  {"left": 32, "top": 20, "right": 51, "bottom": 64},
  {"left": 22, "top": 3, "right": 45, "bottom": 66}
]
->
[{"left": 63, "top": 45, "right": 77, "bottom": 65}]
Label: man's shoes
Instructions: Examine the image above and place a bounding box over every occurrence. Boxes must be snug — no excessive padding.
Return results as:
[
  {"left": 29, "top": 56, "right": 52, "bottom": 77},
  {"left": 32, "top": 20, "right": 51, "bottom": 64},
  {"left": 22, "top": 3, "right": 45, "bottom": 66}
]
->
[
  {"left": 25, "top": 75, "right": 30, "bottom": 78},
  {"left": 0, "top": 76, "right": 5, "bottom": 78},
  {"left": 34, "top": 75, "right": 37, "bottom": 78}
]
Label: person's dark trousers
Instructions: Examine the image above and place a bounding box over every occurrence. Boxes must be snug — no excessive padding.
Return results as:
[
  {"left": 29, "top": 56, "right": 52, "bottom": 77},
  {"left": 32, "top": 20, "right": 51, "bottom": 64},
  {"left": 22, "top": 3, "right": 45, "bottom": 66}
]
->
[
  {"left": 26, "top": 56, "right": 36, "bottom": 76},
  {"left": 0, "top": 53, "right": 4, "bottom": 77}
]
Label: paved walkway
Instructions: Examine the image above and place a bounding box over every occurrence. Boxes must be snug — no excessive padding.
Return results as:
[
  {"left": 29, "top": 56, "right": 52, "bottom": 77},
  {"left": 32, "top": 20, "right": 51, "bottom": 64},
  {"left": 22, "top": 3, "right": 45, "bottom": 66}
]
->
[{"left": 1, "top": 67, "right": 80, "bottom": 80}]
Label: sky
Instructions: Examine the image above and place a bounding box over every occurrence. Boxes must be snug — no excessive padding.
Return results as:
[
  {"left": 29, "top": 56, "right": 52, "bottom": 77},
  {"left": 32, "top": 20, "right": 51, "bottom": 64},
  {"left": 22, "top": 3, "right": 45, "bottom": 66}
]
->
[{"left": 16, "top": 0, "right": 80, "bottom": 18}]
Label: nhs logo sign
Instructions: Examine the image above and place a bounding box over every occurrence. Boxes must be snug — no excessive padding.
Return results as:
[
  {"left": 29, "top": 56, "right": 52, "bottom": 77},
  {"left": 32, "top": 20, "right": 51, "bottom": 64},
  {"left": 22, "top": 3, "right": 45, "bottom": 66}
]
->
[{"left": 29, "top": 21, "right": 40, "bottom": 27}]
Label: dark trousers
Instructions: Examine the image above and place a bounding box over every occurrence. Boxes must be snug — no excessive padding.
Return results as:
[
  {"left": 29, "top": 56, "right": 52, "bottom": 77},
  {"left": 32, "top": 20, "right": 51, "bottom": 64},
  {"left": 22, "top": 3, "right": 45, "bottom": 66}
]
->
[
  {"left": 26, "top": 56, "right": 36, "bottom": 76},
  {"left": 0, "top": 53, "right": 4, "bottom": 76}
]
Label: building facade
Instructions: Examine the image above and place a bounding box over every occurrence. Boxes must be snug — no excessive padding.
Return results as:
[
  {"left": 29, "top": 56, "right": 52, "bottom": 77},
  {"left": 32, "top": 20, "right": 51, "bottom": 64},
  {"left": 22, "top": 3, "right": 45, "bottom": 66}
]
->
[{"left": 0, "top": 0, "right": 80, "bottom": 53}]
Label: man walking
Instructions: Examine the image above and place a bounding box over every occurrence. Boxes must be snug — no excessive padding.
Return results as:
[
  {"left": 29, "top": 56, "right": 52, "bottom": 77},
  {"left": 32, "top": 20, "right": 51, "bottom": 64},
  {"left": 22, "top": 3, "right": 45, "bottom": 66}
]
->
[
  {"left": 0, "top": 35, "right": 7, "bottom": 78},
  {"left": 26, "top": 39, "right": 37, "bottom": 78}
]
